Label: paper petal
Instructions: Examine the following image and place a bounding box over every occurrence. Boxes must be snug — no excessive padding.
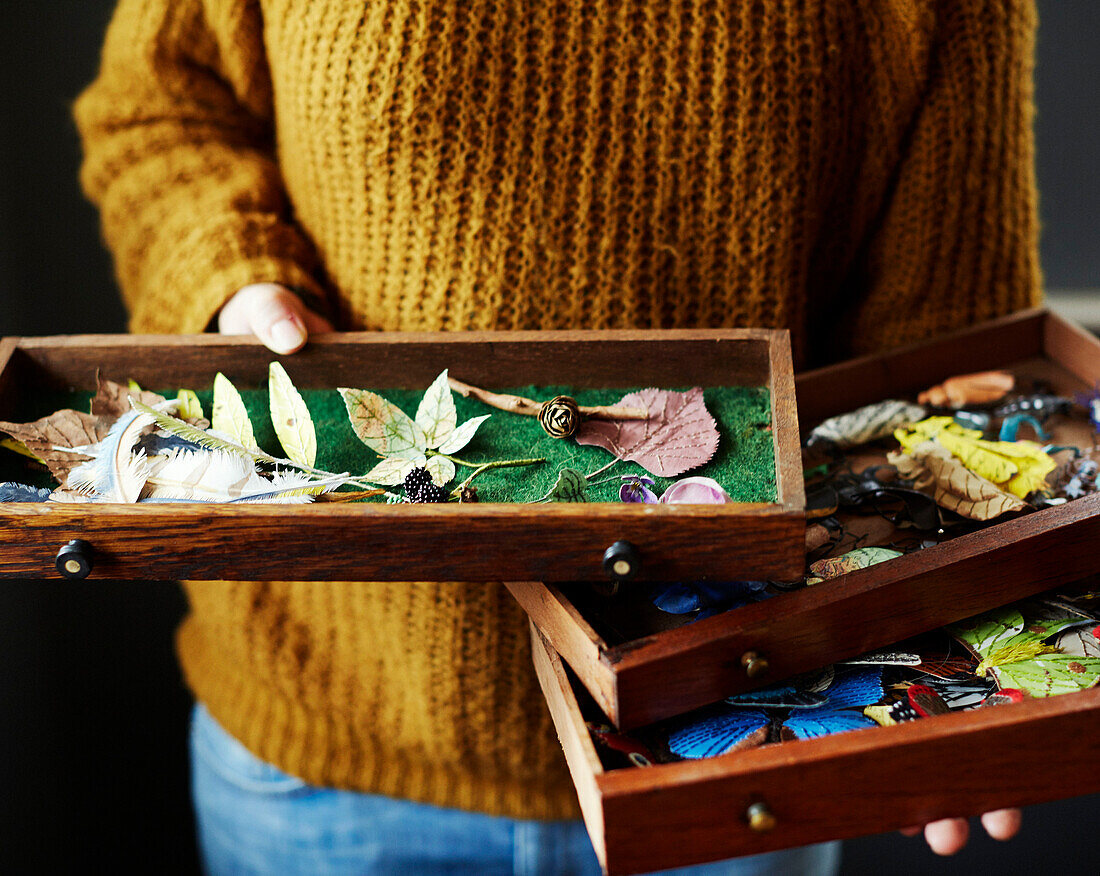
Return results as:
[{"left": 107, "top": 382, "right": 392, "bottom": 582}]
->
[
  {"left": 363, "top": 453, "right": 426, "bottom": 486},
  {"left": 573, "top": 387, "right": 719, "bottom": 478},
  {"left": 425, "top": 454, "right": 456, "bottom": 487},
  {"left": 436, "top": 415, "right": 491, "bottom": 455},
  {"left": 269, "top": 362, "right": 317, "bottom": 467},
  {"left": 659, "top": 476, "right": 732, "bottom": 504},
  {"left": 415, "top": 370, "right": 459, "bottom": 449}
]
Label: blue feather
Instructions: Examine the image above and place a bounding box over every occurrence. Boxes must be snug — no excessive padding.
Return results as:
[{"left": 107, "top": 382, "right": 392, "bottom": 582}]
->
[
  {"left": 668, "top": 709, "right": 771, "bottom": 759},
  {"left": 0, "top": 482, "right": 52, "bottom": 502}
]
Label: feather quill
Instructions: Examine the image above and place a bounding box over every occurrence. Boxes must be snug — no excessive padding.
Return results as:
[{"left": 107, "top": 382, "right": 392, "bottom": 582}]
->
[
  {"left": 130, "top": 399, "right": 279, "bottom": 466},
  {"left": 143, "top": 449, "right": 347, "bottom": 503},
  {"left": 66, "top": 409, "right": 155, "bottom": 502}
]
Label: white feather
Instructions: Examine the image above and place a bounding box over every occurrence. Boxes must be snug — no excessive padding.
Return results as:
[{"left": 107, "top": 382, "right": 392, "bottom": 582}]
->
[{"left": 66, "top": 410, "right": 155, "bottom": 503}]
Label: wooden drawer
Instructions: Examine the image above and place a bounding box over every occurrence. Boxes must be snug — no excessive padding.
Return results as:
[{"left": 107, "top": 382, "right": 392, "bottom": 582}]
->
[
  {"left": 531, "top": 624, "right": 1100, "bottom": 875},
  {"left": 510, "top": 309, "right": 1100, "bottom": 729},
  {"left": 0, "top": 329, "right": 803, "bottom": 582}
]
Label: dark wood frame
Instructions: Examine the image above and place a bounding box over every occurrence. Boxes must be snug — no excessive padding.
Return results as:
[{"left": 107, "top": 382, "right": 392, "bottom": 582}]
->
[
  {"left": 0, "top": 329, "right": 804, "bottom": 582},
  {"left": 532, "top": 624, "right": 1100, "bottom": 875},
  {"left": 510, "top": 309, "right": 1100, "bottom": 729}
]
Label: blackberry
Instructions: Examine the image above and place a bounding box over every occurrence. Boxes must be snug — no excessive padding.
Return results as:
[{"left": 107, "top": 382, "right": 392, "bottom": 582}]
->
[
  {"left": 404, "top": 467, "right": 433, "bottom": 492},
  {"left": 403, "top": 466, "right": 448, "bottom": 503}
]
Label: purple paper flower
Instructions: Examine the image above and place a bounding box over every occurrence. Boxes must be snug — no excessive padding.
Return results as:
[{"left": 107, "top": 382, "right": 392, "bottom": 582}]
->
[
  {"left": 620, "top": 474, "right": 658, "bottom": 503},
  {"left": 1077, "top": 384, "right": 1100, "bottom": 434}
]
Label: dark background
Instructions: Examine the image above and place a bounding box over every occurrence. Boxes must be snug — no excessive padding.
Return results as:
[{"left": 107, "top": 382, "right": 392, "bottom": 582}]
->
[{"left": 0, "top": 2, "right": 1096, "bottom": 873}]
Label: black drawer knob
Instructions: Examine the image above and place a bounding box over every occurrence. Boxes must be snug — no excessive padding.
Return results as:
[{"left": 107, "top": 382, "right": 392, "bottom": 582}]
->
[
  {"left": 740, "top": 650, "right": 770, "bottom": 679},
  {"left": 602, "top": 540, "right": 640, "bottom": 583},
  {"left": 56, "top": 540, "right": 94, "bottom": 580},
  {"left": 746, "top": 801, "right": 777, "bottom": 833}
]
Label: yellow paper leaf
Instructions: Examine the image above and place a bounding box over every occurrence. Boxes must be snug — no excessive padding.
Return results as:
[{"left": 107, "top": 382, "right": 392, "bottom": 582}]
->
[
  {"left": 0, "top": 437, "right": 45, "bottom": 463},
  {"left": 269, "top": 362, "right": 317, "bottom": 467},
  {"left": 176, "top": 389, "right": 205, "bottom": 422},
  {"left": 211, "top": 373, "right": 258, "bottom": 450}
]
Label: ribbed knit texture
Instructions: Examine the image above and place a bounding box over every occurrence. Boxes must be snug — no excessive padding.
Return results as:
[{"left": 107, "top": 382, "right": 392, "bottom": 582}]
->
[{"left": 75, "top": 0, "right": 1041, "bottom": 819}]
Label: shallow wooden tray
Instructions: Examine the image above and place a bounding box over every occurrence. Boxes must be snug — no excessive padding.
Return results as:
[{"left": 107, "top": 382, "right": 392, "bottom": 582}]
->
[
  {"left": 509, "top": 309, "right": 1100, "bottom": 729},
  {"left": 531, "top": 624, "right": 1100, "bottom": 875},
  {"left": 0, "top": 329, "right": 803, "bottom": 582}
]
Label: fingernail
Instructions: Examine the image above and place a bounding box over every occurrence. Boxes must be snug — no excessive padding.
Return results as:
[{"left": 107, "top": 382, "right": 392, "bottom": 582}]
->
[{"left": 269, "top": 316, "right": 305, "bottom": 353}]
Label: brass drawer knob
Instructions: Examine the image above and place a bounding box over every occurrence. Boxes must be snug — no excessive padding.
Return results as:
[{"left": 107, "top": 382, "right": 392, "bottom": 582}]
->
[
  {"left": 56, "top": 539, "right": 94, "bottom": 580},
  {"left": 746, "top": 802, "right": 777, "bottom": 833},
  {"left": 740, "top": 650, "right": 770, "bottom": 679},
  {"left": 602, "top": 540, "right": 640, "bottom": 583}
]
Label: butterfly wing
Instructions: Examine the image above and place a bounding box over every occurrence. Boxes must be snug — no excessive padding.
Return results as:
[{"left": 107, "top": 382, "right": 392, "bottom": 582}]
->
[
  {"left": 667, "top": 709, "right": 771, "bottom": 759},
  {"left": 991, "top": 655, "right": 1100, "bottom": 697},
  {"left": 822, "top": 668, "right": 885, "bottom": 709},
  {"left": 781, "top": 709, "right": 876, "bottom": 741},
  {"left": 948, "top": 608, "right": 1025, "bottom": 661}
]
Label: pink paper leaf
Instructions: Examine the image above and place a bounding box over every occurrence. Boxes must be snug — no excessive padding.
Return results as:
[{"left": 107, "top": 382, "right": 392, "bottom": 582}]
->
[{"left": 574, "top": 387, "right": 719, "bottom": 477}]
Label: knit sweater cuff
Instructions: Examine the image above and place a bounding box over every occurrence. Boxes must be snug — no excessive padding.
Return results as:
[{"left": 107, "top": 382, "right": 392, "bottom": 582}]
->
[{"left": 126, "top": 218, "right": 326, "bottom": 335}]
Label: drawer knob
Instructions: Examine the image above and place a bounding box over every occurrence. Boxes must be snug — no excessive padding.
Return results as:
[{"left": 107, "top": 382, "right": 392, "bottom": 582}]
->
[
  {"left": 746, "top": 802, "right": 777, "bottom": 833},
  {"left": 602, "top": 540, "right": 640, "bottom": 583},
  {"left": 740, "top": 651, "right": 770, "bottom": 679},
  {"left": 56, "top": 539, "right": 94, "bottom": 580}
]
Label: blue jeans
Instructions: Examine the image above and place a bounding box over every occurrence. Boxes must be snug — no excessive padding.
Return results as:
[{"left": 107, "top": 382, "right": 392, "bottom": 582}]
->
[{"left": 190, "top": 705, "right": 841, "bottom": 876}]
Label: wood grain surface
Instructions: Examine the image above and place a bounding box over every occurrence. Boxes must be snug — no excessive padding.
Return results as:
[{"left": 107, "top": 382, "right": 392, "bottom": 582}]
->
[
  {"left": 530, "top": 623, "right": 1100, "bottom": 875},
  {"left": 518, "top": 310, "right": 1100, "bottom": 729},
  {"left": 0, "top": 329, "right": 806, "bottom": 582}
]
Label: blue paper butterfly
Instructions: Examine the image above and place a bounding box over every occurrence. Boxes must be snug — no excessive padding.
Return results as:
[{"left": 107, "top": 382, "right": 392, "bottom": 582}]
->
[
  {"left": 651, "top": 580, "right": 771, "bottom": 620},
  {"left": 668, "top": 669, "right": 884, "bottom": 759}
]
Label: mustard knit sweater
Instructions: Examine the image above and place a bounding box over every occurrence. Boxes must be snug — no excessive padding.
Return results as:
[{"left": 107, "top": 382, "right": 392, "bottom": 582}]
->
[{"left": 75, "top": 0, "right": 1040, "bottom": 819}]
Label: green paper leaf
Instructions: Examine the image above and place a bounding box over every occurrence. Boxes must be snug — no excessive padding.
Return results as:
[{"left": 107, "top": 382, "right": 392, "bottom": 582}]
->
[
  {"left": 340, "top": 388, "right": 426, "bottom": 457},
  {"left": 176, "top": 389, "right": 205, "bottom": 421},
  {"left": 425, "top": 455, "right": 456, "bottom": 487},
  {"left": 269, "top": 362, "right": 317, "bottom": 467},
  {"left": 992, "top": 655, "right": 1100, "bottom": 697},
  {"left": 127, "top": 379, "right": 143, "bottom": 393},
  {"left": 437, "top": 414, "right": 491, "bottom": 455},
  {"left": 211, "top": 373, "right": 258, "bottom": 450},
  {"left": 415, "top": 370, "right": 458, "bottom": 449},
  {"left": 547, "top": 468, "right": 589, "bottom": 502},
  {"left": 363, "top": 453, "right": 425, "bottom": 486}
]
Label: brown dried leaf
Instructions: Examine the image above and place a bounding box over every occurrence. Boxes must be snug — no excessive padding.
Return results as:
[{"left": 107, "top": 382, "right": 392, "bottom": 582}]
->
[
  {"left": 0, "top": 409, "right": 102, "bottom": 485},
  {"left": 92, "top": 374, "right": 166, "bottom": 420},
  {"left": 889, "top": 441, "right": 1027, "bottom": 521},
  {"left": 573, "top": 387, "right": 719, "bottom": 477}
]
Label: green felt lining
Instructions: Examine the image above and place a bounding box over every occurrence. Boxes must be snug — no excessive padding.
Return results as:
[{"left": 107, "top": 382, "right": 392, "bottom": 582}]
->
[{"left": 2, "top": 385, "right": 777, "bottom": 503}]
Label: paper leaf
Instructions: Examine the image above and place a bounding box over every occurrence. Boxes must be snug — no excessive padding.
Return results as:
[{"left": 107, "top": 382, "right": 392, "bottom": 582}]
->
[
  {"left": 573, "top": 387, "right": 719, "bottom": 478},
  {"left": 67, "top": 409, "right": 155, "bottom": 502},
  {"left": 269, "top": 362, "right": 317, "bottom": 467},
  {"left": 547, "top": 468, "right": 589, "bottom": 502},
  {"left": 415, "top": 370, "right": 458, "bottom": 449},
  {"left": 806, "top": 400, "right": 926, "bottom": 449},
  {"left": 992, "top": 655, "right": 1100, "bottom": 697},
  {"left": 425, "top": 455, "right": 456, "bottom": 487},
  {"left": 806, "top": 547, "right": 902, "bottom": 584},
  {"left": 0, "top": 408, "right": 104, "bottom": 486},
  {"left": 436, "top": 415, "right": 491, "bottom": 455},
  {"left": 91, "top": 375, "right": 166, "bottom": 421},
  {"left": 175, "top": 389, "right": 205, "bottom": 422},
  {"left": 890, "top": 441, "right": 1027, "bottom": 521},
  {"left": 340, "top": 388, "right": 425, "bottom": 457},
  {"left": 211, "top": 373, "right": 258, "bottom": 450},
  {"left": 1, "top": 437, "right": 45, "bottom": 463},
  {"left": 363, "top": 453, "right": 426, "bottom": 486}
]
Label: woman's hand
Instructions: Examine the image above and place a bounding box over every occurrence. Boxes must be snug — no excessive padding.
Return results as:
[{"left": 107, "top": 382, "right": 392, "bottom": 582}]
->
[
  {"left": 218, "top": 283, "right": 334, "bottom": 354},
  {"left": 903, "top": 808, "right": 1022, "bottom": 855}
]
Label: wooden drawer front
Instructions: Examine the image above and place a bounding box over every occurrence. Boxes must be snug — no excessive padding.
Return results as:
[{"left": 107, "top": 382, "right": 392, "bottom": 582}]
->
[
  {"left": 532, "top": 625, "right": 1100, "bottom": 876},
  {"left": 0, "top": 329, "right": 804, "bottom": 582},
  {"left": 514, "top": 309, "right": 1100, "bottom": 729}
]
